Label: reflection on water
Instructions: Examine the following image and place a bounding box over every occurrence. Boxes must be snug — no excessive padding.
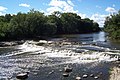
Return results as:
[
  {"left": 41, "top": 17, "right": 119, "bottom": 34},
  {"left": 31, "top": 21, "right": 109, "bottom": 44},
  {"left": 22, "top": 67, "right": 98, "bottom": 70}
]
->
[
  {"left": 0, "top": 31, "right": 120, "bottom": 80},
  {"left": 93, "top": 31, "right": 106, "bottom": 42},
  {"left": 60, "top": 31, "right": 106, "bottom": 43}
]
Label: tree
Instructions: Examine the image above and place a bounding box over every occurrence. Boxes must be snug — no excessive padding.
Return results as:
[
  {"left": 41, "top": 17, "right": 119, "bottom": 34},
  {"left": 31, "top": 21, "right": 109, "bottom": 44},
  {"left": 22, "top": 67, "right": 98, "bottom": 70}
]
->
[
  {"left": 104, "top": 10, "right": 120, "bottom": 39},
  {"left": 4, "top": 14, "right": 12, "bottom": 22},
  {"left": 9, "top": 12, "right": 27, "bottom": 39},
  {"left": 26, "top": 10, "right": 46, "bottom": 36},
  {"left": 60, "top": 12, "right": 81, "bottom": 34},
  {"left": 47, "top": 11, "right": 63, "bottom": 34}
]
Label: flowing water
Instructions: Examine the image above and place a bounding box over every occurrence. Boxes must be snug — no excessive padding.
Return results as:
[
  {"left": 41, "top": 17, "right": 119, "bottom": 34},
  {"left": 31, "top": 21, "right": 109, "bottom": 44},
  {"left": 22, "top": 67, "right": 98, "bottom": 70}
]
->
[{"left": 0, "top": 31, "right": 120, "bottom": 80}]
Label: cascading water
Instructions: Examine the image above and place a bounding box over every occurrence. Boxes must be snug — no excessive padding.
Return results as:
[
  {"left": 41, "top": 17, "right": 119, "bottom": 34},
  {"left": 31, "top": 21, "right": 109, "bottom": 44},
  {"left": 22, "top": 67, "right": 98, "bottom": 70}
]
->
[{"left": 16, "top": 40, "right": 119, "bottom": 63}]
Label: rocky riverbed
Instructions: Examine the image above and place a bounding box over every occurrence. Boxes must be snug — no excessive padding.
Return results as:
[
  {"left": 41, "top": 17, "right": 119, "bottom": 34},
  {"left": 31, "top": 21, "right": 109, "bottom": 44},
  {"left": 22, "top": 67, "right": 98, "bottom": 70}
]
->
[{"left": 0, "top": 39, "right": 120, "bottom": 80}]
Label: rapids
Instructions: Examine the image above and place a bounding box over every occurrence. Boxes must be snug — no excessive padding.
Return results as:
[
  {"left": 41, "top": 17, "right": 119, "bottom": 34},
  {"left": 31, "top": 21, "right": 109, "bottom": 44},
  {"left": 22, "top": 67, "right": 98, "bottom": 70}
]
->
[{"left": 0, "top": 31, "right": 120, "bottom": 80}]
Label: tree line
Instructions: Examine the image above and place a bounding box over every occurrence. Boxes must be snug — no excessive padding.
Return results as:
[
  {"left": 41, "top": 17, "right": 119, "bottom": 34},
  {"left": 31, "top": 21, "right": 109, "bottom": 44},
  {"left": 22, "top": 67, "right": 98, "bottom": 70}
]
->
[
  {"left": 0, "top": 9, "right": 100, "bottom": 41},
  {"left": 104, "top": 10, "right": 120, "bottom": 39}
]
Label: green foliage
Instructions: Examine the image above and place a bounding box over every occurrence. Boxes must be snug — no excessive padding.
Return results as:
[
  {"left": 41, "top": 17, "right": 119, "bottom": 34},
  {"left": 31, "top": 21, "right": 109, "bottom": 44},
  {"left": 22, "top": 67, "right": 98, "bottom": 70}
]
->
[
  {"left": 43, "top": 23, "right": 57, "bottom": 35},
  {"left": 9, "top": 12, "right": 27, "bottom": 38},
  {"left": 104, "top": 10, "right": 120, "bottom": 39},
  {"left": 60, "top": 13, "right": 80, "bottom": 34},
  {"left": 0, "top": 10, "right": 100, "bottom": 41}
]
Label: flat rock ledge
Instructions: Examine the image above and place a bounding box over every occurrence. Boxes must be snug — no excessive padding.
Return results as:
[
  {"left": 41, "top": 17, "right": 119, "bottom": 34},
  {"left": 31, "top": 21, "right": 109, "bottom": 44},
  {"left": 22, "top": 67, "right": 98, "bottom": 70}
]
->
[{"left": 0, "top": 41, "right": 24, "bottom": 47}]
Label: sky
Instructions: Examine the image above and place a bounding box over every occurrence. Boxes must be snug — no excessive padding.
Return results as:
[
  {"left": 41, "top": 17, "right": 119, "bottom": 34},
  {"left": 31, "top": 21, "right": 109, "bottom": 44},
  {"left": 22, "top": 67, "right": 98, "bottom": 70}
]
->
[{"left": 0, "top": 0, "right": 120, "bottom": 27}]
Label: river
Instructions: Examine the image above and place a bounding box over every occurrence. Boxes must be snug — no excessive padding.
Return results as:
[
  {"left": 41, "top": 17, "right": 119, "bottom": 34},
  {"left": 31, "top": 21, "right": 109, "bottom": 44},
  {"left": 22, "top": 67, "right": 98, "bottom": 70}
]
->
[{"left": 0, "top": 31, "right": 120, "bottom": 80}]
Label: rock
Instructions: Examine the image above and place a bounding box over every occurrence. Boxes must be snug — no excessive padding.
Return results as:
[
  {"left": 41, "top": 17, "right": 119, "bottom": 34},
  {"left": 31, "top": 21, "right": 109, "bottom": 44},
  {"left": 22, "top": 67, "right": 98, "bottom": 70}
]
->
[
  {"left": 104, "top": 40, "right": 107, "bottom": 42},
  {"left": 94, "top": 76, "right": 99, "bottom": 79},
  {"left": 39, "top": 62, "right": 44, "bottom": 64},
  {"left": 63, "top": 73, "right": 69, "bottom": 77},
  {"left": 118, "top": 65, "right": 120, "bottom": 68},
  {"left": 16, "top": 72, "right": 29, "bottom": 79},
  {"left": 15, "top": 40, "right": 24, "bottom": 45},
  {"left": 48, "top": 70, "right": 54, "bottom": 75},
  {"left": 92, "top": 42, "right": 97, "bottom": 46},
  {"left": 0, "top": 41, "right": 24, "bottom": 47},
  {"left": 99, "top": 72, "right": 103, "bottom": 75},
  {"left": 36, "top": 43, "right": 45, "bottom": 46},
  {"left": 64, "top": 66, "right": 72, "bottom": 73},
  {"left": 83, "top": 74, "right": 88, "bottom": 78},
  {"left": 118, "top": 57, "right": 120, "bottom": 61},
  {"left": 59, "top": 69, "right": 62, "bottom": 72},
  {"left": 90, "top": 74, "right": 94, "bottom": 77},
  {"left": 76, "top": 76, "right": 81, "bottom": 80},
  {"left": 33, "top": 72, "right": 38, "bottom": 75}
]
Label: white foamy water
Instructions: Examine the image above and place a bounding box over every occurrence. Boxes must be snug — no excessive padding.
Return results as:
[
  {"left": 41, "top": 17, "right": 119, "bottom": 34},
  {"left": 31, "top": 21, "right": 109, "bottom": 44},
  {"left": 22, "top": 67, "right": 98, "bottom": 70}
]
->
[
  {"left": 17, "top": 41, "right": 119, "bottom": 63},
  {"left": 18, "top": 41, "right": 44, "bottom": 52}
]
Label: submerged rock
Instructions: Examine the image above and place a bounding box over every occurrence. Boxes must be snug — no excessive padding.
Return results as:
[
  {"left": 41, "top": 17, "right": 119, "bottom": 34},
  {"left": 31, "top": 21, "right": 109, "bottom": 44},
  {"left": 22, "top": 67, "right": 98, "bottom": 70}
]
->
[
  {"left": 33, "top": 72, "right": 38, "bottom": 75},
  {"left": 94, "top": 76, "right": 99, "bottom": 79},
  {"left": 63, "top": 73, "right": 69, "bottom": 77},
  {"left": 64, "top": 66, "right": 72, "bottom": 73},
  {"left": 76, "top": 76, "right": 81, "bottom": 80},
  {"left": 16, "top": 72, "right": 29, "bottom": 79},
  {"left": 118, "top": 57, "right": 120, "bottom": 61},
  {"left": 99, "top": 72, "right": 103, "bottom": 75},
  {"left": 90, "top": 74, "right": 94, "bottom": 77},
  {"left": 0, "top": 42, "right": 16, "bottom": 47},
  {"left": 59, "top": 69, "right": 62, "bottom": 72},
  {"left": 36, "top": 43, "right": 45, "bottom": 46},
  {"left": 0, "top": 41, "right": 24, "bottom": 47},
  {"left": 48, "top": 70, "right": 54, "bottom": 75},
  {"left": 83, "top": 74, "right": 88, "bottom": 78}
]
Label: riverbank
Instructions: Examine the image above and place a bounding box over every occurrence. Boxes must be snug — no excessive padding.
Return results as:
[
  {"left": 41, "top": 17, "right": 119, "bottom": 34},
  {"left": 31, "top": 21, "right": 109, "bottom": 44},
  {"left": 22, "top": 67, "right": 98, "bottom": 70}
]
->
[{"left": 109, "top": 61, "right": 120, "bottom": 80}]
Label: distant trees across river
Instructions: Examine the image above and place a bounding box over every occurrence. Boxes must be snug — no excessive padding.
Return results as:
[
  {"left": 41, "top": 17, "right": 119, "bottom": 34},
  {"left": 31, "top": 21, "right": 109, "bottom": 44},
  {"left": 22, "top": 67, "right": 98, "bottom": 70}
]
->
[{"left": 0, "top": 9, "right": 101, "bottom": 41}]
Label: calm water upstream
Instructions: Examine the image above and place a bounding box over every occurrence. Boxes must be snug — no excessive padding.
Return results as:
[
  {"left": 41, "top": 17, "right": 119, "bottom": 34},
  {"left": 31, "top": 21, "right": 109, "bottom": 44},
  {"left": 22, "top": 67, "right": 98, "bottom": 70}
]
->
[{"left": 0, "top": 31, "right": 120, "bottom": 80}]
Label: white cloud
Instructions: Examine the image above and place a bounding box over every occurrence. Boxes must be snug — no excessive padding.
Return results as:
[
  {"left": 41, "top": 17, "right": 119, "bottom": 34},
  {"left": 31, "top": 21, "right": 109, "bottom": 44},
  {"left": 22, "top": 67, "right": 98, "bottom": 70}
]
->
[
  {"left": 49, "top": 0, "right": 66, "bottom": 8},
  {"left": 19, "top": 3, "right": 30, "bottom": 8},
  {"left": 46, "top": 7, "right": 62, "bottom": 15},
  {"left": 47, "top": 0, "right": 77, "bottom": 15},
  {"left": 46, "top": 0, "right": 87, "bottom": 20},
  {"left": 67, "top": 0, "right": 74, "bottom": 6},
  {"left": 0, "top": 12, "right": 4, "bottom": 15},
  {"left": 105, "top": 7, "right": 117, "bottom": 13},
  {"left": 47, "top": 0, "right": 110, "bottom": 27},
  {"left": 90, "top": 13, "right": 108, "bottom": 27},
  {"left": 0, "top": 6, "right": 7, "bottom": 16},
  {"left": 0, "top": 6, "right": 7, "bottom": 11},
  {"left": 78, "top": 13, "right": 87, "bottom": 19}
]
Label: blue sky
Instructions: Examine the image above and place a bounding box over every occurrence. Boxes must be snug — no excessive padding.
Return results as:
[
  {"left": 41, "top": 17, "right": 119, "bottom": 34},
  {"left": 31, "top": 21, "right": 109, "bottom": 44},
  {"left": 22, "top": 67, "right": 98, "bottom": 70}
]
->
[{"left": 0, "top": 0, "right": 120, "bottom": 27}]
